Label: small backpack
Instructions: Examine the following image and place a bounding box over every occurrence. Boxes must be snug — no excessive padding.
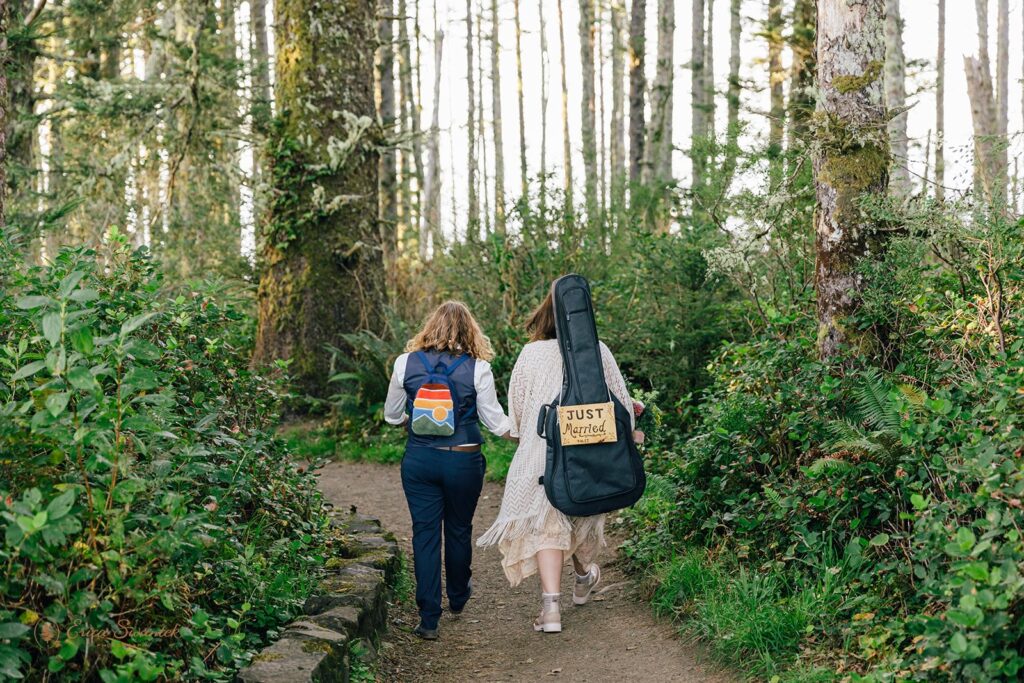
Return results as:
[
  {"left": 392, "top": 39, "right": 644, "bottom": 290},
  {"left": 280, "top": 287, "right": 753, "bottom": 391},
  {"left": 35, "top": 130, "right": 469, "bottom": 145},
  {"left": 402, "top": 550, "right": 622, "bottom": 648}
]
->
[{"left": 409, "top": 351, "right": 475, "bottom": 437}]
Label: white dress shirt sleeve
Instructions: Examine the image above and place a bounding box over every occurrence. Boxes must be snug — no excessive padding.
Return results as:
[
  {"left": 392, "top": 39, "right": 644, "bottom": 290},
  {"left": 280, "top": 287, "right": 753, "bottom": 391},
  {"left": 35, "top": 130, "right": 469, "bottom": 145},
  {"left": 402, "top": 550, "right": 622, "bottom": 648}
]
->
[
  {"left": 383, "top": 353, "right": 409, "bottom": 425},
  {"left": 474, "top": 360, "right": 512, "bottom": 436}
]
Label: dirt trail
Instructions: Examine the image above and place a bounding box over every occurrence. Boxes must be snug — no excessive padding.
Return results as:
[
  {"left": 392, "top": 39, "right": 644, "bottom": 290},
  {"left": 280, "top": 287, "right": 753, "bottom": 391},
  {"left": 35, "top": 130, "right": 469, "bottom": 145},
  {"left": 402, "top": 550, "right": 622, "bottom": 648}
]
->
[{"left": 317, "top": 460, "right": 733, "bottom": 683}]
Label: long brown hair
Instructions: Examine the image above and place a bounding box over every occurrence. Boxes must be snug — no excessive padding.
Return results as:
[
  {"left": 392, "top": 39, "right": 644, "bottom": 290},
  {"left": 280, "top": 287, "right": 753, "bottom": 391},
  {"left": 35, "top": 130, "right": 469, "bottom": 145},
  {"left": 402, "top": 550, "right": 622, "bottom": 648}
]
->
[
  {"left": 525, "top": 285, "right": 557, "bottom": 342},
  {"left": 405, "top": 301, "right": 495, "bottom": 360}
]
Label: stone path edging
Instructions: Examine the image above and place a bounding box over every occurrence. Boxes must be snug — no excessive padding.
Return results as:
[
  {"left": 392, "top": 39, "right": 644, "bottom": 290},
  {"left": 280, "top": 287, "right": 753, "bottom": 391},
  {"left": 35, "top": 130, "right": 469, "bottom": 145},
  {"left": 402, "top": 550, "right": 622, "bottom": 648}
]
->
[{"left": 238, "top": 510, "right": 400, "bottom": 683}]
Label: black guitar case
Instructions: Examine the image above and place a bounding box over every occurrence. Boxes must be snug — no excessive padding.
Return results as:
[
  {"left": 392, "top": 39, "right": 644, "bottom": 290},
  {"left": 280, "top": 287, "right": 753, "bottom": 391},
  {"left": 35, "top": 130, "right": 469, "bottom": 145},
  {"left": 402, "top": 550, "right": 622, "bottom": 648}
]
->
[{"left": 536, "top": 274, "right": 646, "bottom": 517}]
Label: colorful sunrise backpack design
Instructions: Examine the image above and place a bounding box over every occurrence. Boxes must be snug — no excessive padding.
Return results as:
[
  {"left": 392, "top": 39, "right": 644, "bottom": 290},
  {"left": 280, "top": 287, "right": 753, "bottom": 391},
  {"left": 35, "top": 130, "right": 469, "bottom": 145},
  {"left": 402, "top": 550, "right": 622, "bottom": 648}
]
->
[{"left": 409, "top": 352, "right": 471, "bottom": 437}]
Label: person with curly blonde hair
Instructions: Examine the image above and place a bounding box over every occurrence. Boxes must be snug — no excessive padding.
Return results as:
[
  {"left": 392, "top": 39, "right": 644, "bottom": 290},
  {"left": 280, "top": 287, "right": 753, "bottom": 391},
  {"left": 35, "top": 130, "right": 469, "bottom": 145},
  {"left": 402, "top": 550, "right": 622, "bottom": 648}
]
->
[{"left": 384, "top": 301, "right": 513, "bottom": 640}]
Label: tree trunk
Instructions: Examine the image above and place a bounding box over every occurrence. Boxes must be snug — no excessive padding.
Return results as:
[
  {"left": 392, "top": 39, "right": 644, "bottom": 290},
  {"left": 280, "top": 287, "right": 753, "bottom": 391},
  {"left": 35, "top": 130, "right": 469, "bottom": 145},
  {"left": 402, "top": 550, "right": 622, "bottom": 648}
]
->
[
  {"left": 253, "top": 0, "right": 385, "bottom": 399},
  {"left": 251, "top": 0, "right": 272, "bottom": 107},
  {"left": 814, "top": 0, "right": 890, "bottom": 362},
  {"left": 996, "top": 0, "right": 1008, "bottom": 138},
  {"left": 964, "top": 55, "right": 1003, "bottom": 206},
  {"left": 557, "top": 0, "right": 573, "bottom": 199},
  {"left": 513, "top": 0, "right": 528, "bottom": 198},
  {"left": 627, "top": 0, "right": 646, "bottom": 186},
  {"left": 723, "top": 0, "right": 741, "bottom": 185},
  {"left": 477, "top": 8, "right": 491, "bottom": 236},
  {"left": 7, "top": 0, "right": 35, "bottom": 211},
  {"left": 704, "top": 0, "right": 715, "bottom": 145},
  {"left": 467, "top": 0, "right": 479, "bottom": 233},
  {"left": 421, "top": 27, "right": 444, "bottom": 260},
  {"left": 883, "top": 0, "right": 909, "bottom": 197},
  {"left": 538, "top": 0, "right": 549, "bottom": 209},
  {"left": 964, "top": 0, "right": 1005, "bottom": 207},
  {"left": 490, "top": 0, "right": 506, "bottom": 231},
  {"left": 377, "top": 0, "right": 398, "bottom": 278},
  {"left": 689, "top": 0, "right": 705, "bottom": 190},
  {"left": 644, "top": 0, "right": 675, "bottom": 184},
  {"left": 935, "top": 0, "right": 944, "bottom": 202},
  {"left": 787, "top": 0, "right": 816, "bottom": 154},
  {"left": 578, "top": 0, "right": 599, "bottom": 217},
  {"left": 398, "top": 0, "right": 423, "bottom": 250},
  {"left": 610, "top": 0, "right": 626, "bottom": 210},
  {"left": 767, "top": 0, "right": 784, "bottom": 186}
]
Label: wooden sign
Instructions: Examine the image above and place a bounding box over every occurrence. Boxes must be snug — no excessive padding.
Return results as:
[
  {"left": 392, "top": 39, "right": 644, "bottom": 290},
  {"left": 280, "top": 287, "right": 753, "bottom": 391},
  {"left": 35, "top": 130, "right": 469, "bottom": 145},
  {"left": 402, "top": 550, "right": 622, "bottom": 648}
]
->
[{"left": 557, "top": 402, "right": 618, "bottom": 446}]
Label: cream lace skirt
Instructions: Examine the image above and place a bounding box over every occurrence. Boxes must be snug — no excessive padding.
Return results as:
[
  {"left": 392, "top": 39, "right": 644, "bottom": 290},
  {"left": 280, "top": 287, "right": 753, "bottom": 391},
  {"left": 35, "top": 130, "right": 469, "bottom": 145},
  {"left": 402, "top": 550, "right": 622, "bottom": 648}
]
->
[{"left": 495, "top": 510, "right": 606, "bottom": 586}]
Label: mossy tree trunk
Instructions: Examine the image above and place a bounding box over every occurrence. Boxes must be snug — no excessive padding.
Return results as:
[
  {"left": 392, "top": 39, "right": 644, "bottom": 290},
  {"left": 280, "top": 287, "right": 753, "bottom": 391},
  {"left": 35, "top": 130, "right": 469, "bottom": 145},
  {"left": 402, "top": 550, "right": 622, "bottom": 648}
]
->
[
  {"left": 252, "top": 0, "right": 385, "bottom": 399},
  {"left": 813, "top": 0, "right": 889, "bottom": 362}
]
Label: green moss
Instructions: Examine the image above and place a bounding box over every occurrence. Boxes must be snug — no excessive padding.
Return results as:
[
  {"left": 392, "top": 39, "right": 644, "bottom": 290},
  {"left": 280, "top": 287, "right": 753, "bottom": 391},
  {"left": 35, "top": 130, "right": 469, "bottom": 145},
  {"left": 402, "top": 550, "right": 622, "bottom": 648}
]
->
[
  {"left": 820, "top": 144, "right": 888, "bottom": 193},
  {"left": 252, "top": 652, "right": 285, "bottom": 663},
  {"left": 833, "top": 60, "right": 883, "bottom": 94},
  {"left": 300, "top": 639, "right": 336, "bottom": 654}
]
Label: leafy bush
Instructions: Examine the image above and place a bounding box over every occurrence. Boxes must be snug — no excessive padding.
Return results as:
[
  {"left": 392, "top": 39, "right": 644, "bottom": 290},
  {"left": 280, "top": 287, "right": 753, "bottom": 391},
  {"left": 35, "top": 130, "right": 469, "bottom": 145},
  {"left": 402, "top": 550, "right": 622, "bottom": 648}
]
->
[
  {"left": 0, "top": 236, "right": 329, "bottom": 680},
  {"left": 625, "top": 207, "right": 1024, "bottom": 681}
]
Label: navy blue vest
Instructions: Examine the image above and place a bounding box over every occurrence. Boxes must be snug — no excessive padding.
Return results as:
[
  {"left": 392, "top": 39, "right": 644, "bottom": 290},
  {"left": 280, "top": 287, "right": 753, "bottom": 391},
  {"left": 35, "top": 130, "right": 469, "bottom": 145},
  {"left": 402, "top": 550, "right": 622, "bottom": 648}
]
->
[{"left": 403, "top": 350, "right": 482, "bottom": 448}]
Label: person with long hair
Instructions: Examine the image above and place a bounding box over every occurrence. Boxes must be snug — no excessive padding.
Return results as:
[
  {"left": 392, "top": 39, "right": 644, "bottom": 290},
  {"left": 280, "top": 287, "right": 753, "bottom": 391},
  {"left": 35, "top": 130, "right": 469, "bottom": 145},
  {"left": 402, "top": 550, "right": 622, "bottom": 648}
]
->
[
  {"left": 383, "top": 301, "right": 512, "bottom": 640},
  {"left": 477, "top": 284, "right": 640, "bottom": 633}
]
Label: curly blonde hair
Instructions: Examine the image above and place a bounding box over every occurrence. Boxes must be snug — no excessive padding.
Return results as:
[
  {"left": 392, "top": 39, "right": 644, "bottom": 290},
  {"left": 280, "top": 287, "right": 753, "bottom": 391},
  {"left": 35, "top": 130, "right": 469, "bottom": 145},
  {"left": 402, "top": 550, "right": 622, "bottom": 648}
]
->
[{"left": 404, "top": 301, "right": 495, "bottom": 361}]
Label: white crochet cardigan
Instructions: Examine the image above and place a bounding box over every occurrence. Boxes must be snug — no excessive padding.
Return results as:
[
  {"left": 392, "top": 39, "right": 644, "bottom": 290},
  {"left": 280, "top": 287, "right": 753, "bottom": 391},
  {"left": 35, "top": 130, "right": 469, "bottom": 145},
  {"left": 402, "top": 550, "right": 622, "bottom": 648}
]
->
[{"left": 477, "top": 339, "right": 634, "bottom": 549}]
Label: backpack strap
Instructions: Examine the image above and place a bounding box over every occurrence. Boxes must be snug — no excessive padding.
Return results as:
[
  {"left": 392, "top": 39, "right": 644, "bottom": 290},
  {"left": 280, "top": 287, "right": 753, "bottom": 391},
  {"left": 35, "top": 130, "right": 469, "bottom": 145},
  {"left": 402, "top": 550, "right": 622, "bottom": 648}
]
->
[
  {"left": 414, "top": 350, "right": 432, "bottom": 372},
  {"left": 442, "top": 353, "right": 470, "bottom": 376}
]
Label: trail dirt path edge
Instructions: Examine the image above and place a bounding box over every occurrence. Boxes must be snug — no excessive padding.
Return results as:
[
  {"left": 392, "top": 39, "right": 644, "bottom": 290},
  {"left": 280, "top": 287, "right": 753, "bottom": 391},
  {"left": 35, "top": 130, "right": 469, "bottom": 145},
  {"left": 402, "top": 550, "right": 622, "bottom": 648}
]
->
[{"left": 317, "top": 460, "right": 734, "bottom": 683}]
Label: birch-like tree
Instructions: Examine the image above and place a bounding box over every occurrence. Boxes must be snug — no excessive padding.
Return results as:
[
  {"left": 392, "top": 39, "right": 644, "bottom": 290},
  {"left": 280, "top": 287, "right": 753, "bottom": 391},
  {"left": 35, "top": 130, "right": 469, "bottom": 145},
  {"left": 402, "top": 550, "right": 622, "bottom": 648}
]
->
[
  {"left": 557, "top": 0, "right": 573, "bottom": 198},
  {"left": 467, "top": 0, "right": 479, "bottom": 232},
  {"left": 964, "top": 0, "right": 1006, "bottom": 207},
  {"left": 377, "top": 1, "right": 397, "bottom": 266},
  {"left": 723, "top": 0, "right": 741, "bottom": 185},
  {"left": 578, "top": 0, "right": 599, "bottom": 216},
  {"left": 644, "top": 0, "right": 675, "bottom": 184},
  {"left": 514, "top": 0, "right": 528, "bottom": 197},
  {"left": 690, "top": 0, "right": 705, "bottom": 190},
  {"left": 883, "top": 0, "right": 909, "bottom": 197},
  {"left": 491, "top": 0, "right": 506, "bottom": 231},
  {"left": 538, "top": 0, "right": 549, "bottom": 207},
  {"left": 813, "top": 0, "right": 890, "bottom": 361},
  {"left": 421, "top": 26, "right": 444, "bottom": 259}
]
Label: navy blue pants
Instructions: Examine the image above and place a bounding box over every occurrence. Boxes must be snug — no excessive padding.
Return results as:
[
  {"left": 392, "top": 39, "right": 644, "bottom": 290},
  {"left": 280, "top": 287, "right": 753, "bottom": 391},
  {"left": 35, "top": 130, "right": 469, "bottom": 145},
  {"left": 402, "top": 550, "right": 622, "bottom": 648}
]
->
[{"left": 400, "top": 445, "right": 485, "bottom": 630}]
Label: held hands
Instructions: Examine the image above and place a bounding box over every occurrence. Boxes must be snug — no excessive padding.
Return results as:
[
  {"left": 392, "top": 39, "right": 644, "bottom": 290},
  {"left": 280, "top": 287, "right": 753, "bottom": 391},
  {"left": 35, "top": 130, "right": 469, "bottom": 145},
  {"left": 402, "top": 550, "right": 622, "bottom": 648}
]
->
[{"left": 631, "top": 400, "right": 646, "bottom": 446}]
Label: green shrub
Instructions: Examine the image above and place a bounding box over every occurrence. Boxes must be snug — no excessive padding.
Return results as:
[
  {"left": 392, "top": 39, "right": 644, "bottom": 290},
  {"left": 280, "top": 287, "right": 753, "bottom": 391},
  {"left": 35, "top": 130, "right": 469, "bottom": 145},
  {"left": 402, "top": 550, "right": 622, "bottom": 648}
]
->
[
  {"left": 625, "top": 208, "right": 1024, "bottom": 681},
  {"left": 0, "top": 237, "right": 328, "bottom": 680}
]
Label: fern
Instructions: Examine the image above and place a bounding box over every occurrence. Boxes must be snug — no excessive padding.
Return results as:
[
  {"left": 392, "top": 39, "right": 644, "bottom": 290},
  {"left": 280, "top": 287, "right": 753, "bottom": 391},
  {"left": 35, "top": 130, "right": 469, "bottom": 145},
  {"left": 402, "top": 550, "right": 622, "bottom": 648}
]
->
[
  {"left": 807, "top": 457, "right": 856, "bottom": 477},
  {"left": 763, "top": 484, "right": 785, "bottom": 509},
  {"left": 821, "top": 370, "right": 916, "bottom": 467},
  {"left": 854, "top": 368, "right": 902, "bottom": 433},
  {"left": 327, "top": 307, "right": 412, "bottom": 419}
]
